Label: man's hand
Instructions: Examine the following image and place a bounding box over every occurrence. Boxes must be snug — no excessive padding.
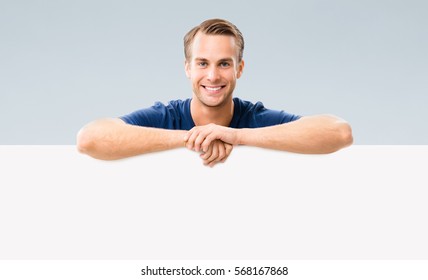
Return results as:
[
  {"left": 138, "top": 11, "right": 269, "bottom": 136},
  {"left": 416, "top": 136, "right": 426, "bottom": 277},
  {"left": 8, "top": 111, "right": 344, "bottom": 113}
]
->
[
  {"left": 184, "top": 123, "right": 239, "bottom": 153},
  {"left": 184, "top": 124, "right": 237, "bottom": 167},
  {"left": 199, "top": 139, "right": 233, "bottom": 167}
]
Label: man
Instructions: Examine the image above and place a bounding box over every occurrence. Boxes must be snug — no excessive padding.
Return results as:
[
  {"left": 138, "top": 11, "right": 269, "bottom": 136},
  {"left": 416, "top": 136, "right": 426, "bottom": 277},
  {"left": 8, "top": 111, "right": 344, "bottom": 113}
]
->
[{"left": 77, "top": 18, "right": 353, "bottom": 166}]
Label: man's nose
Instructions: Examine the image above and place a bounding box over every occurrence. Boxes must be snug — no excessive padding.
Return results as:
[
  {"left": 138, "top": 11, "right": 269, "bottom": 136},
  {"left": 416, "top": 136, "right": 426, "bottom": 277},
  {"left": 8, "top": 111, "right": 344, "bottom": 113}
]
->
[{"left": 207, "top": 66, "right": 220, "bottom": 81}]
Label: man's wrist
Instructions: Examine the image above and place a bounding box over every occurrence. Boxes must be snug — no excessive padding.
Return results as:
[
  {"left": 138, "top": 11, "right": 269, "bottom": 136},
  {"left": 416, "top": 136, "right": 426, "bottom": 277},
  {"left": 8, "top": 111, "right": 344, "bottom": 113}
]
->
[
  {"left": 236, "top": 128, "right": 260, "bottom": 146},
  {"left": 170, "top": 130, "right": 188, "bottom": 149},
  {"left": 235, "top": 128, "right": 246, "bottom": 145}
]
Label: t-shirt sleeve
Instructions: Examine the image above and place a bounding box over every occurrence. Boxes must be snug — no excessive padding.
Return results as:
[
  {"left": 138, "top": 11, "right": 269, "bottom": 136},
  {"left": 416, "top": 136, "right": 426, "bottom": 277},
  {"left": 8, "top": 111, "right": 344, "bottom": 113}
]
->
[
  {"left": 278, "top": 110, "right": 301, "bottom": 123},
  {"left": 252, "top": 102, "right": 301, "bottom": 127},
  {"left": 119, "top": 102, "right": 172, "bottom": 128}
]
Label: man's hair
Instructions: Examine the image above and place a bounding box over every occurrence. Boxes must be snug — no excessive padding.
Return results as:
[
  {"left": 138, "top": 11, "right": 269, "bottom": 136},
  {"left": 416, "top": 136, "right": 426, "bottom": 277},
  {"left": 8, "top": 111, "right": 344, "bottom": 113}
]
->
[{"left": 184, "top": 18, "right": 244, "bottom": 63}]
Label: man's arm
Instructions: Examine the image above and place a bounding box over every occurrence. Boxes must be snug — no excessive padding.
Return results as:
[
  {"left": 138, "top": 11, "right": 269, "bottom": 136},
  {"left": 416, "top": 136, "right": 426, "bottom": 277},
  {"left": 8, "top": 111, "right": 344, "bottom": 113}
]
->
[
  {"left": 77, "top": 118, "right": 234, "bottom": 164},
  {"left": 76, "top": 118, "right": 187, "bottom": 160},
  {"left": 184, "top": 114, "right": 353, "bottom": 154}
]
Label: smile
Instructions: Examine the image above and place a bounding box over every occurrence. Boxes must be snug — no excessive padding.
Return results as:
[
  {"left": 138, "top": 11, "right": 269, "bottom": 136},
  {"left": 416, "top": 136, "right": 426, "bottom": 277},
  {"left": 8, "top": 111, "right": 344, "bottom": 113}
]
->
[{"left": 202, "top": 85, "right": 225, "bottom": 92}]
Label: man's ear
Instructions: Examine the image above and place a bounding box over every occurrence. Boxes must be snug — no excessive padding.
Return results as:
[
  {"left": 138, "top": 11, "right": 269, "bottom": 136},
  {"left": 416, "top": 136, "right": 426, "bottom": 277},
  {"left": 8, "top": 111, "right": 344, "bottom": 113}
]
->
[
  {"left": 184, "top": 60, "right": 191, "bottom": 79},
  {"left": 237, "top": 59, "right": 245, "bottom": 79}
]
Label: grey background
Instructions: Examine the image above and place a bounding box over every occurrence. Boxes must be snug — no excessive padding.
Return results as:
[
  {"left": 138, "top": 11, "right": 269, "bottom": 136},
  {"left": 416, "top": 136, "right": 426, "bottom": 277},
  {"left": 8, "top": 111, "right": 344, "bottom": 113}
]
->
[{"left": 1, "top": 0, "right": 427, "bottom": 144}]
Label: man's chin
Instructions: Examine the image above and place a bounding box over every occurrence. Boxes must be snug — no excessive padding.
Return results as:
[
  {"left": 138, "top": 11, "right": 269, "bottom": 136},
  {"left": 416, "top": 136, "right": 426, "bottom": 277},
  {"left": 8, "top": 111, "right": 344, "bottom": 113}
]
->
[
  {"left": 199, "top": 96, "right": 227, "bottom": 108},
  {"left": 193, "top": 90, "right": 232, "bottom": 108},
  {"left": 201, "top": 100, "right": 222, "bottom": 107}
]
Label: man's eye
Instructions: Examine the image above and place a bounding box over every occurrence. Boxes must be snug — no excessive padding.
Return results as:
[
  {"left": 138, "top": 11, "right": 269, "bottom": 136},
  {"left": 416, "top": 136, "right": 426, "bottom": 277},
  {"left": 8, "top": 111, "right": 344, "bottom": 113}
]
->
[
  {"left": 220, "top": 62, "right": 230, "bottom": 67},
  {"left": 198, "top": 62, "right": 208, "bottom": 67}
]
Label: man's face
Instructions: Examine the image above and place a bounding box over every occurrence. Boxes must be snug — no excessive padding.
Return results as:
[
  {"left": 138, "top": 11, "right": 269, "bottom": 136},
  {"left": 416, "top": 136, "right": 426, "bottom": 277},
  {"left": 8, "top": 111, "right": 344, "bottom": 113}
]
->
[{"left": 185, "top": 32, "right": 244, "bottom": 108}]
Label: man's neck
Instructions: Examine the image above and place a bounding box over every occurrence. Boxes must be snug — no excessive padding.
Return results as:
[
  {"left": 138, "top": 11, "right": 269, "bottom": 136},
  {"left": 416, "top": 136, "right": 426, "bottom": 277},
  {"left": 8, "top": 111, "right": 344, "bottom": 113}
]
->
[{"left": 190, "top": 98, "right": 234, "bottom": 127}]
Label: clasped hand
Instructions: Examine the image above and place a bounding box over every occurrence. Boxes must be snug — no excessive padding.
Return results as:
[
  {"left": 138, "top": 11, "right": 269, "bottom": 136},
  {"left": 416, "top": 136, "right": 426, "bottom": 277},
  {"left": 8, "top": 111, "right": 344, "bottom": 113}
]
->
[{"left": 183, "top": 123, "right": 239, "bottom": 167}]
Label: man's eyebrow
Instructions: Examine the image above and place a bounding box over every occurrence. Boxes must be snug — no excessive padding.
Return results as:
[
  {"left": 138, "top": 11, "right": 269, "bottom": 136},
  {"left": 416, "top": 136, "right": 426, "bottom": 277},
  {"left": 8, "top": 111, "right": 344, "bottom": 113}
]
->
[{"left": 218, "top": 58, "right": 234, "bottom": 64}]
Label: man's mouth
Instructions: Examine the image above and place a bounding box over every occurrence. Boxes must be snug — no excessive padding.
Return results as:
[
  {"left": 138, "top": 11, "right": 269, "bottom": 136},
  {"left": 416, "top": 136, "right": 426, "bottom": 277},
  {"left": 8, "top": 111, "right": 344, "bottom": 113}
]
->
[{"left": 202, "top": 85, "right": 225, "bottom": 93}]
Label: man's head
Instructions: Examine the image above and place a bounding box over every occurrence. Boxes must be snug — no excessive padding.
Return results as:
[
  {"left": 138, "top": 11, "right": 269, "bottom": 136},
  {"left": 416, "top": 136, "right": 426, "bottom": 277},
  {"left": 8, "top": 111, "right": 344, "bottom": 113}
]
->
[
  {"left": 184, "top": 19, "right": 245, "bottom": 109},
  {"left": 184, "top": 18, "right": 244, "bottom": 63}
]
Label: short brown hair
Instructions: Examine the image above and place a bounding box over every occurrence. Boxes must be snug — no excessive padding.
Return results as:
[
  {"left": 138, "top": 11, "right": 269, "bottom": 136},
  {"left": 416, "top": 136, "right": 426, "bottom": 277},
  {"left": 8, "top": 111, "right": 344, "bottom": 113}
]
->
[{"left": 184, "top": 18, "right": 244, "bottom": 62}]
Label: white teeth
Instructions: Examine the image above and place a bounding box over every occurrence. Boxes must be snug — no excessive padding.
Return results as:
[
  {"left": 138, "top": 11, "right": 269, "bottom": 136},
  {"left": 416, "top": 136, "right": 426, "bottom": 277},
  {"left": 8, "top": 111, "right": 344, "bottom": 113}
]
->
[{"left": 205, "top": 86, "right": 222, "bottom": 91}]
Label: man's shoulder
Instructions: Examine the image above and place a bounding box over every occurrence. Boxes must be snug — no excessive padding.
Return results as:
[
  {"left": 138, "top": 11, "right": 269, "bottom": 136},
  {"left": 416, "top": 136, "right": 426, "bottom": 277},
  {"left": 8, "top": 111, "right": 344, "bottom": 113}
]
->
[
  {"left": 154, "top": 98, "right": 191, "bottom": 108},
  {"left": 233, "top": 97, "right": 266, "bottom": 112},
  {"left": 121, "top": 98, "right": 192, "bottom": 129},
  {"left": 231, "top": 97, "right": 300, "bottom": 127},
  {"left": 149, "top": 99, "right": 191, "bottom": 116}
]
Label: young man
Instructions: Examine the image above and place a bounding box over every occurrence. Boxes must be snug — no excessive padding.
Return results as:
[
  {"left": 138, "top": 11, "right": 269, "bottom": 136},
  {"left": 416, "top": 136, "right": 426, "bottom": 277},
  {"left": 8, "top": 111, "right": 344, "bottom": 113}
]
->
[{"left": 77, "top": 19, "right": 353, "bottom": 166}]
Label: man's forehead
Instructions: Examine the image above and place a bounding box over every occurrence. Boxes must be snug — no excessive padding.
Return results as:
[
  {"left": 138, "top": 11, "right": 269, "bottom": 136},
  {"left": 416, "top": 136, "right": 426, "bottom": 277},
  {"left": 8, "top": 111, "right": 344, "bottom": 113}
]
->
[
  {"left": 191, "top": 32, "right": 238, "bottom": 60},
  {"left": 194, "top": 57, "right": 234, "bottom": 61}
]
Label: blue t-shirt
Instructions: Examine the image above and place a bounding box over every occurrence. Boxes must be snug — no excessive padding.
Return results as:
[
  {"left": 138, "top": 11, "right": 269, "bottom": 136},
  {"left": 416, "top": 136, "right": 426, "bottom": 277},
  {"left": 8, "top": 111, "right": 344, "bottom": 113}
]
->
[{"left": 120, "top": 97, "right": 300, "bottom": 130}]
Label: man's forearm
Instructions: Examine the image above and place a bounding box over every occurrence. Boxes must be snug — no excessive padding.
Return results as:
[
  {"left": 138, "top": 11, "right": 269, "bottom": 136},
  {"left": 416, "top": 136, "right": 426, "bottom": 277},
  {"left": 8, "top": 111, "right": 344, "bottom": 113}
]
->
[
  {"left": 237, "top": 115, "right": 353, "bottom": 154},
  {"left": 77, "top": 118, "right": 187, "bottom": 160}
]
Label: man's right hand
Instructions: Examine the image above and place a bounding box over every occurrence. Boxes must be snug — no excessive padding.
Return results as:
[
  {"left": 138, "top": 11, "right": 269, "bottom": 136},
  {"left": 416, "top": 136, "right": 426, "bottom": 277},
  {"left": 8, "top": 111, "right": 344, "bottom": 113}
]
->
[{"left": 197, "top": 139, "right": 233, "bottom": 167}]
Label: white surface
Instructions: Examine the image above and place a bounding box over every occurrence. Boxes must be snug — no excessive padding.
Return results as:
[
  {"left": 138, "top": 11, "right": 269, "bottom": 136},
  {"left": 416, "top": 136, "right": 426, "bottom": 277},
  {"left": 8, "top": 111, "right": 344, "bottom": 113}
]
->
[{"left": 0, "top": 145, "right": 427, "bottom": 259}]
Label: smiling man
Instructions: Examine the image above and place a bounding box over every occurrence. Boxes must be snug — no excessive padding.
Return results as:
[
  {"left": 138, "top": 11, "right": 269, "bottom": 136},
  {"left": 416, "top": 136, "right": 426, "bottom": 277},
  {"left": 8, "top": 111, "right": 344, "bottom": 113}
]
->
[{"left": 77, "top": 18, "right": 353, "bottom": 166}]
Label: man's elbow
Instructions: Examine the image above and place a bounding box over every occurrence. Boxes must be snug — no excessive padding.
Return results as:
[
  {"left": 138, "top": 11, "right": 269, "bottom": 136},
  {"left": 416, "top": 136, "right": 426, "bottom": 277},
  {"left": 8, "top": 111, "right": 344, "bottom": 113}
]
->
[
  {"left": 76, "top": 126, "right": 97, "bottom": 156},
  {"left": 320, "top": 117, "right": 353, "bottom": 154},
  {"left": 336, "top": 121, "right": 353, "bottom": 149},
  {"left": 76, "top": 121, "right": 125, "bottom": 160}
]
